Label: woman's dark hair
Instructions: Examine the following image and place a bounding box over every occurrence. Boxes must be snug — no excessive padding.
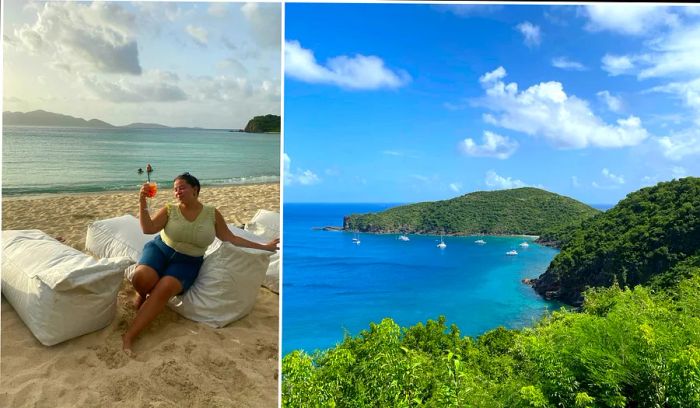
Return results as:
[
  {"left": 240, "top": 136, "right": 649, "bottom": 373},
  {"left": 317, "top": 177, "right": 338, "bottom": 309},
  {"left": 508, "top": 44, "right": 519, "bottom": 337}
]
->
[{"left": 174, "top": 172, "right": 201, "bottom": 196}]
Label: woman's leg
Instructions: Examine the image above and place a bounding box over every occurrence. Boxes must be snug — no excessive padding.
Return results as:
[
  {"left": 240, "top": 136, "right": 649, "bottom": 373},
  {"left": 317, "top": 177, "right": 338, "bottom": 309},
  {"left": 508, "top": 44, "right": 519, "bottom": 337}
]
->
[
  {"left": 130, "top": 265, "right": 159, "bottom": 309},
  {"left": 122, "top": 276, "right": 182, "bottom": 355}
]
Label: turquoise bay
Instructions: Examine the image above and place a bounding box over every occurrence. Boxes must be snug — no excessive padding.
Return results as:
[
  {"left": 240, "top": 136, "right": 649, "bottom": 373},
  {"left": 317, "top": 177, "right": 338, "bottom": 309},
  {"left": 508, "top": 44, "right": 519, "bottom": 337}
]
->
[
  {"left": 2, "top": 126, "right": 280, "bottom": 195},
  {"left": 282, "top": 203, "right": 562, "bottom": 355}
]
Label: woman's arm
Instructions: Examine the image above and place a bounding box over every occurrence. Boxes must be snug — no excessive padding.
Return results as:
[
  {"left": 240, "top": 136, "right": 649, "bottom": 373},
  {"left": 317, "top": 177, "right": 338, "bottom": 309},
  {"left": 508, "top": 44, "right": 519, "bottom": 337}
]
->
[
  {"left": 139, "top": 183, "right": 168, "bottom": 234},
  {"left": 214, "top": 209, "right": 279, "bottom": 252}
]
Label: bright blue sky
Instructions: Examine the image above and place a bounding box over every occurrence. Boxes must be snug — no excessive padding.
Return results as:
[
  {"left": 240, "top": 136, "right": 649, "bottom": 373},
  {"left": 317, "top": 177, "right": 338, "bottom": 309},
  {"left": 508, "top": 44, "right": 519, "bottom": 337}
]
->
[{"left": 284, "top": 3, "right": 700, "bottom": 205}]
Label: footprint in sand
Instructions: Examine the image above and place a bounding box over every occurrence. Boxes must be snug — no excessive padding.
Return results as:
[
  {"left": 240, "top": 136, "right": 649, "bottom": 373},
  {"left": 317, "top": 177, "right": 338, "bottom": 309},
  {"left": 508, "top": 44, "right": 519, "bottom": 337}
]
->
[{"left": 90, "top": 345, "right": 130, "bottom": 369}]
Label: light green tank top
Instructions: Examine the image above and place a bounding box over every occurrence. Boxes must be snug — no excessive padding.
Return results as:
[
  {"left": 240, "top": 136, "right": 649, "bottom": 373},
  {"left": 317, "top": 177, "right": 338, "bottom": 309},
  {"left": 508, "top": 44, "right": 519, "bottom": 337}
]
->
[{"left": 160, "top": 203, "right": 216, "bottom": 257}]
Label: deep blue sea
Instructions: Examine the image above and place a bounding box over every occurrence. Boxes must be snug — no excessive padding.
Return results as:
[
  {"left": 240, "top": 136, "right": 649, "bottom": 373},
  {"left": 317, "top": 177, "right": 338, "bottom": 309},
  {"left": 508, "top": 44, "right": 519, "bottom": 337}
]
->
[
  {"left": 282, "top": 203, "right": 563, "bottom": 355},
  {"left": 2, "top": 126, "right": 279, "bottom": 195}
]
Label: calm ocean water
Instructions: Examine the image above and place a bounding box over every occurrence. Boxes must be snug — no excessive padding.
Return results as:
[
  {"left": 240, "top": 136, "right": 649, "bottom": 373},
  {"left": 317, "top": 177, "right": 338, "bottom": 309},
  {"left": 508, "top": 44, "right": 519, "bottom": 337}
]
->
[
  {"left": 2, "top": 126, "right": 280, "bottom": 195},
  {"left": 282, "top": 203, "right": 563, "bottom": 355}
]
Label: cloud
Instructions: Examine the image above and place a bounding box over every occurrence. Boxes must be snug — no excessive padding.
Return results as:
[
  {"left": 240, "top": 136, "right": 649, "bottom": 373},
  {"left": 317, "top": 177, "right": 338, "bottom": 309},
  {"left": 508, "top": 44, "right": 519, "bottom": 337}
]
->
[
  {"left": 672, "top": 166, "right": 688, "bottom": 178},
  {"left": 601, "top": 54, "right": 637, "bottom": 76},
  {"left": 571, "top": 176, "right": 580, "bottom": 188},
  {"left": 516, "top": 22, "right": 541, "bottom": 48},
  {"left": 14, "top": 2, "right": 141, "bottom": 75},
  {"left": 476, "top": 66, "right": 650, "bottom": 149},
  {"left": 285, "top": 40, "right": 411, "bottom": 90},
  {"left": 241, "top": 3, "right": 281, "bottom": 49},
  {"left": 436, "top": 5, "right": 504, "bottom": 17},
  {"left": 657, "top": 129, "right": 700, "bottom": 160},
  {"left": 284, "top": 154, "right": 321, "bottom": 186},
  {"left": 552, "top": 57, "right": 586, "bottom": 71},
  {"left": 597, "top": 91, "right": 623, "bottom": 113},
  {"left": 602, "top": 168, "right": 625, "bottom": 184},
  {"left": 599, "top": 23, "right": 700, "bottom": 80},
  {"left": 459, "top": 130, "right": 518, "bottom": 159},
  {"left": 583, "top": 5, "right": 679, "bottom": 36},
  {"left": 449, "top": 182, "right": 462, "bottom": 193},
  {"left": 186, "top": 25, "right": 208, "bottom": 47},
  {"left": 207, "top": 3, "right": 229, "bottom": 18},
  {"left": 637, "top": 24, "right": 700, "bottom": 79},
  {"left": 484, "top": 170, "right": 526, "bottom": 190},
  {"left": 218, "top": 58, "right": 248, "bottom": 76},
  {"left": 647, "top": 77, "right": 700, "bottom": 124},
  {"left": 191, "top": 74, "right": 279, "bottom": 103},
  {"left": 80, "top": 72, "right": 187, "bottom": 103}
]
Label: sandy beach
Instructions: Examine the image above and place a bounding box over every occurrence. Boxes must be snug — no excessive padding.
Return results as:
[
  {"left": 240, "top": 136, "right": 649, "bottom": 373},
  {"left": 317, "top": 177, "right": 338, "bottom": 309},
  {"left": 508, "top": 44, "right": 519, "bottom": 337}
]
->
[{"left": 1, "top": 183, "right": 280, "bottom": 407}]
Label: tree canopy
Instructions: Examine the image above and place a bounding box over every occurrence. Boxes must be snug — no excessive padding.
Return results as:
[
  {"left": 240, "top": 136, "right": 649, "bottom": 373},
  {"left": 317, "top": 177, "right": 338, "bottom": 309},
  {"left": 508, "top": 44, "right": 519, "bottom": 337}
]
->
[{"left": 344, "top": 187, "right": 599, "bottom": 236}]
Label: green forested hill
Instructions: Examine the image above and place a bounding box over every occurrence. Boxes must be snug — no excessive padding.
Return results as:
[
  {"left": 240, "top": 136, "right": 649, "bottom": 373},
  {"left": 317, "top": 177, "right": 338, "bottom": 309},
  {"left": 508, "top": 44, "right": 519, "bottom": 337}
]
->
[
  {"left": 343, "top": 187, "right": 599, "bottom": 236},
  {"left": 534, "top": 177, "right": 700, "bottom": 305},
  {"left": 244, "top": 114, "right": 280, "bottom": 133}
]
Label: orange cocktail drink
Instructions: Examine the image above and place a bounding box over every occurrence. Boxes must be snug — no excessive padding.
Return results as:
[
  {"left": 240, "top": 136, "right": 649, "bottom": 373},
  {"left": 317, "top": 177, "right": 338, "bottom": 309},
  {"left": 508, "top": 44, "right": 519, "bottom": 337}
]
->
[{"left": 145, "top": 182, "right": 158, "bottom": 198}]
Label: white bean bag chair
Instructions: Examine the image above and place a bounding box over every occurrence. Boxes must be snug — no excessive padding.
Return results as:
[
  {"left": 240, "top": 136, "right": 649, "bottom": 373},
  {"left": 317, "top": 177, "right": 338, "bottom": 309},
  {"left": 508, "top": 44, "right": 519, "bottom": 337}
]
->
[
  {"left": 86, "top": 213, "right": 280, "bottom": 292},
  {"left": 84, "top": 213, "right": 277, "bottom": 326},
  {"left": 245, "top": 209, "right": 280, "bottom": 293},
  {"left": 168, "top": 242, "right": 271, "bottom": 328},
  {"left": 85, "top": 214, "right": 155, "bottom": 261},
  {"left": 1, "top": 230, "right": 132, "bottom": 346}
]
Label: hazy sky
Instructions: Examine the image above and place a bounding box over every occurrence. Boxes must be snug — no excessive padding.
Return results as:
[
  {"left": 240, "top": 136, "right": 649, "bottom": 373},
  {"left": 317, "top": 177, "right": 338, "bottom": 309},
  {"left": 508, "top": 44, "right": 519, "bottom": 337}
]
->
[
  {"left": 284, "top": 3, "right": 700, "bottom": 205},
  {"left": 3, "top": 1, "right": 281, "bottom": 128}
]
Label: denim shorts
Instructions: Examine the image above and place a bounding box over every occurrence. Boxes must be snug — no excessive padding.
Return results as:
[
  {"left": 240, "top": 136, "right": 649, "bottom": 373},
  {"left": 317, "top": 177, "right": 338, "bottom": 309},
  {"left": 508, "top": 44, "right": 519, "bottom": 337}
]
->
[{"left": 138, "top": 235, "right": 204, "bottom": 294}]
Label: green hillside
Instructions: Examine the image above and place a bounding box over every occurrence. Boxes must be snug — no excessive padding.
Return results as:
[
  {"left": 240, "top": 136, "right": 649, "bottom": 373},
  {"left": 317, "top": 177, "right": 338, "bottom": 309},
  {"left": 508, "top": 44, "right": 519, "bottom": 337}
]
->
[
  {"left": 344, "top": 187, "right": 600, "bottom": 236},
  {"left": 534, "top": 177, "right": 700, "bottom": 305},
  {"left": 244, "top": 114, "right": 280, "bottom": 133}
]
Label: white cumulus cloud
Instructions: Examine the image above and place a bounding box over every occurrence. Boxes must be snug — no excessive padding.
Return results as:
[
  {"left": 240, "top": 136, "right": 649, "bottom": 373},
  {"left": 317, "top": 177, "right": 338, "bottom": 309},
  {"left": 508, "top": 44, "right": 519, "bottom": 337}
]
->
[
  {"left": 552, "top": 57, "right": 586, "bottom": 71},
  {"left": 241, "top": 3, "right": 281, "bottom": 49},
  {"left": 657, "top": 129, "right": 700, "bottom": 161},
  {"left": 602, "top": 168, "right": 625, "bottom": 184},
  {"left": 449, "top": 182, "right": 462, "bottom": 193},
  {"left": 14, "top": 2, "right": 141, "bottom": 74},
  {"left": 583, "top": 5, "right": 679, "bottom": 36},
  {"left": 186, "top": 25, "right": 208, "bottom": 47},
  {"left": 485, "top": 170, "right": 526, "bottom": 190},
  {"left": 476, "top": 66, "right": 650, "bottom": 149},
  {"left": 285, "top": 40, "right": 411, "bottom": 90},
  {"left": 597, "top": 91, "right": 623, "bottom": 113},
  {"left": 284, "top": 153, "right": 321, "bottom": 186},
  {"left": 459, "top": 131, "right": 518, "bottom": 159},
  {"left": 601, "top": 54, "right": 637, "bottom": 76},
  {"left": 516, "top": 21, "right": 541, "bottom": 48}
]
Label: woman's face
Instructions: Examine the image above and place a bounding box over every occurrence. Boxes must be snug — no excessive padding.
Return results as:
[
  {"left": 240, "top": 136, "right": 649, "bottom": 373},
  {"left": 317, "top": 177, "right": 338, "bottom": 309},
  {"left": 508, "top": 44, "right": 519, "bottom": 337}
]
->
[{"left": 173, "top": 179, "right": 197, "bottom": 203}]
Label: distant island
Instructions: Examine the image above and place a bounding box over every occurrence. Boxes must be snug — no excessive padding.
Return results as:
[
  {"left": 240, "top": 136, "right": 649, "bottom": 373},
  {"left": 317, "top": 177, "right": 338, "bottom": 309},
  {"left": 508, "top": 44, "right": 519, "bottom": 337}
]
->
[
  {"left": 3, "top": 110, "right": 279, "bottom": 133},
  {"left": 244, "top": 114, "right": 280, "bottom": 133},
  {"left": 343, "top": 187, "right": 600, "bottom": 237}
]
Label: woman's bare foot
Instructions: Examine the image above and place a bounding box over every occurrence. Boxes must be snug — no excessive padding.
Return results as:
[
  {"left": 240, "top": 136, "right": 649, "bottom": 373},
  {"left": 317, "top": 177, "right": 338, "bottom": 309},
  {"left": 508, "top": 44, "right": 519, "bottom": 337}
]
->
[
  {"left": 122, "top": 334, "right": 136, "bottom": 357},
  {"left": 132, "top": 293, "right": 146, "bottom": 310}
]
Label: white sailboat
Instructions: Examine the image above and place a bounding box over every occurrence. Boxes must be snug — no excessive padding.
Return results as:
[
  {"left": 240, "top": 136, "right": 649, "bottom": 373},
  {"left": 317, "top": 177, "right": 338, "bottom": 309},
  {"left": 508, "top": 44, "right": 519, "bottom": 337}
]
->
[
  {"left": 437, "top": 235, "right": 447, "bottom": 249},
  {"left": 519, "top": 241, "right": 529, "bottom": 248},
  {"left": 352, "top": 231, "right": 361, "bottom": 245},
  {"left": 506, "top": 249, "right": 518, "bottom": 256},
  {"left": 398, "top": 234, "right": 410, "bottom": 241},
  {"left": 475, "top": 239, "right": 486, "bottom": 245}
]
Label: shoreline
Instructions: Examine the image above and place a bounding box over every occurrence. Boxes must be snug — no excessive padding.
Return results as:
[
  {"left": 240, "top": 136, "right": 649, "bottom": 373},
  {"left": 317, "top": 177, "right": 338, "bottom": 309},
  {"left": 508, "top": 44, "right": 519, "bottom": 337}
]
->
[
  {"left": 317, "top": 227, "right": 540, "bottom": 240},
  {"left": 1, "top": 180, "right": 280, "bottom": 202}
]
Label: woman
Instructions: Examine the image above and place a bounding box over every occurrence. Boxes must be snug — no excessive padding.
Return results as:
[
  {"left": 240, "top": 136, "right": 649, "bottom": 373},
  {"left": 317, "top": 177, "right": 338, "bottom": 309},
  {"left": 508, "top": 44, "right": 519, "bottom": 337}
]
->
[{"left": 122, "top": 172, "right": 279, "bottom": 355}]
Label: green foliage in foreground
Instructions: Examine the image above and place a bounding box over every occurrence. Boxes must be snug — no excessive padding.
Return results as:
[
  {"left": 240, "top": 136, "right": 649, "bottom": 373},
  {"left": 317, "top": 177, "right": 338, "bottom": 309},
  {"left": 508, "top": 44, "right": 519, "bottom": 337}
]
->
[
  {"left": 344, "top": 187, "right": 599, "bottom": 236},
  {"left": 283, "top": 273, "right": 700, "bottom": 407},
  {"left": 244, "top": 114, "right": 280, "bottom": 132}
]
